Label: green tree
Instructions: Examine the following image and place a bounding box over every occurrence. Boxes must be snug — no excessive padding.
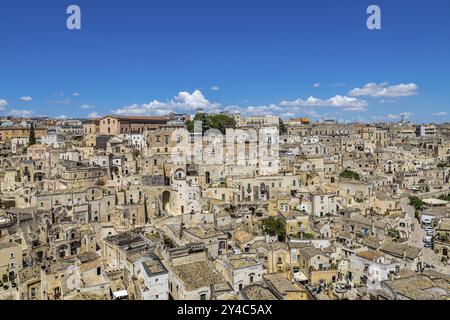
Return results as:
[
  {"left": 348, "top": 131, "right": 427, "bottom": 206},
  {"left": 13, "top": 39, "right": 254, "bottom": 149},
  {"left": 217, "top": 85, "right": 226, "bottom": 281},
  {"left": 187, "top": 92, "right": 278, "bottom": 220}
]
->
[
  {"left": 28, "top": 123, "right": 36, "bottom": 146},
  {"left": 388, "top": 228, "right": 401, "bottom": 241},
  {"left": 187, "top": 113, "right": 236, "bottom": 134},
  {"left": 279, "top": 119, "right": 288, "bottom": 136},
  {"left": 301, "top": 232, "right": 315, "bottom": 240},
  {"left": 438, "top": 194, "right": 450, "bottom": 201},
  {"left": 187, "top": 113, "right": 209, "bottom": 133},
  {"left": 210, "top": 114, "right": 236, "bottom": 134},
  {"left": 261, "top": 217, "right": 286, "bottom": 241},
  {"left": 409, "top": 196, "right": 424, "bottom": 211},
  {"left": 339, "top": 169, "right": 361, "bottom": 181}
]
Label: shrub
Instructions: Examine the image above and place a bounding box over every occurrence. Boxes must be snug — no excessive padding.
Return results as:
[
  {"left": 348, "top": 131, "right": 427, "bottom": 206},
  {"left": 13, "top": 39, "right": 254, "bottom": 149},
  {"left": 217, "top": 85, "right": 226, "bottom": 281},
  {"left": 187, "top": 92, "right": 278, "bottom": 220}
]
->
[
  {"left": 409, "top": 196, "right": 424, "bottom": 211},
  {"left": 262, "top": 217, "right": 286, "bottom": 241},
  {"left": 302, "top": 233, "right": 315, "bottom": 240},
  {"left": 339, "top": 170, "right": 361, "bottom": 181}
]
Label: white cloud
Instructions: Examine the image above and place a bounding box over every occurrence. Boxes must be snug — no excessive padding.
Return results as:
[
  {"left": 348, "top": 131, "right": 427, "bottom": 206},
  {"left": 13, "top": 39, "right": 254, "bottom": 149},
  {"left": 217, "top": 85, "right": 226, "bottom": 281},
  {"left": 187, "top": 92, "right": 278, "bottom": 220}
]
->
[
  {"left": 87, "top": 112, "right": 100, "bottom": 119},
  {"left": 57, "top": 115, "right": 68, "bottom": 119},
  {"left": 72, "top": 92, "right": 80, "bottom": 96},
  {"left": 432, "top": 112, "right": 448, "bottom": 116},
  {"left": 47, "top": 98, "right": 71, "bottom": 105},
  {"left": 332, "top": 82, "right": 347, "bottom": 87},
  {"left": 384, "top": 112, "right": 414, "bottom": 120},
  {"left": 222, "top": 105, "right": 243, "bottom": 114},
  {"left": 20, "top": 96, "right": 33, "bottom": 101},
  {"left": 56, "top": 99, "right": 71, "bottom": 105},
  {"left": 279, "top": 95, "right": 368, "bottom": 109},
  {"left": 380, "top": 99, "right": 398, "bottom": 104},
  {"left": 80, "top": 104, "right": 95, "bottom": 110},
  {"left": 112, "top": 90, "right": 221, "bottom": 116},
  {"left": 210, "top": 86, "right": 220, "bottom": 91},
  {"left": 281, "top": 112, "right": 296, "bottom": 118},
  {"left": 176, "top": 90, "right": 216, "bottom": 109},
  {"left": 0, "top": 99, "right": 7, "bottom": 110},
  {"left": 305, "top": 110, "right": 322, "bottom": 118},
  {"left": 8, "top": 109, "right": 34, "bottom": 117},
  {"left": 244, "top": 104, "right": 282, "bottom": 115},
  {"left": 386, "top": 114, "right": 401, "bottom": 119},
  {"left": 113, "top": 100, "right": 173, "bottom": 116},
  {"left": 349, "top": 82, "right": 418, "bottom": 98},
  {"left": 342, "top": 106, "right": 367, "bottom": 112},
  {"left": 110, "top": 92, "right": 368, "bottom": 118},
  {"left": 313, "top": 83, "right": 321, "bottom": 88}
]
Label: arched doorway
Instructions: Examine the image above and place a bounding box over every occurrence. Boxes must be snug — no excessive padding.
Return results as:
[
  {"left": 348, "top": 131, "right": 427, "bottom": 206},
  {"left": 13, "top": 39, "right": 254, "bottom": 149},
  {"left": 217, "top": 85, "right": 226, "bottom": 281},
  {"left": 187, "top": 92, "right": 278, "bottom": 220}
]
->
[
  {"left": 59, "top": 245, "right": 68, "bottom": 258},
  {"left": 36, "top": 251, "right": 44, "bottom": 263}
]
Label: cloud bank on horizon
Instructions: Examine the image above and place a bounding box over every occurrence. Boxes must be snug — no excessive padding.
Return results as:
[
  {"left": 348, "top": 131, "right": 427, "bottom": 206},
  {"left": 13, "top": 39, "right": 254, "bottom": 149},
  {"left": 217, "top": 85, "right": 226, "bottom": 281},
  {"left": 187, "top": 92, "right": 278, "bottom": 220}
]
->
[
  {"left": 1, "top": 81, "right": 446, "bottom": 123},
  {"left": 101, "top": 82, "right": 426, "bottom": 123}
]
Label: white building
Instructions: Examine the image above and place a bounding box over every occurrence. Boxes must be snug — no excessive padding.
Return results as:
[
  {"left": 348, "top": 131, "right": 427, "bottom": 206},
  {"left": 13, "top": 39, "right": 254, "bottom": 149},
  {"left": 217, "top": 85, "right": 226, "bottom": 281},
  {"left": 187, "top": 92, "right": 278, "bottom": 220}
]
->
[
  {"left": 11, "top": 137, "right": 28, "bottom": 154},
  {"left": 419, "top": 125, "right": 436, "bottom": 137},
  {"left": 217, "top": 257, "right": 263, "bottom": 294},
  {"left": 60, "top": 150, "right": 82, "bottom": 162},
  {"left": 134, "top": 255, "right": 169, "bottom": 300},
  {"left": 311, "top": 192, "right": 340, "bottom": 218},
  {"left": 131, "top": 134, "right": 144, "bottom": 149},
  {"left": 170, "top": 168, "right": 201, "bottom": 215},
  {"left": 349, "top": 251, "right": 397, "bottom": 290},
  {"left": 41, "top": 133, "right": 65, "bottom": 148}
]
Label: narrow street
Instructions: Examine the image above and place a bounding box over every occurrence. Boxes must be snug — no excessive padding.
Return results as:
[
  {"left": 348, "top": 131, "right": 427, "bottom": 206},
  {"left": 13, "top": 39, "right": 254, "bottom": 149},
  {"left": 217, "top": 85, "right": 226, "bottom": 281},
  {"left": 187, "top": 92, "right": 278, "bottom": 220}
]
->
[
  {"left": 402, "top": 199, "right": 423, "bottom": 247},
  {"left": 402, "top": 199, "right": 450, "bottom": 274}
]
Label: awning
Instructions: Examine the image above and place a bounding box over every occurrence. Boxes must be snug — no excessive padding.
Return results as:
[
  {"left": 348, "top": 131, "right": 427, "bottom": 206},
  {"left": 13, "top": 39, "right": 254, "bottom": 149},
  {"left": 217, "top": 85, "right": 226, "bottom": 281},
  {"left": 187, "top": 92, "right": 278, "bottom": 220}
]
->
[
  {"left": 112, "top": 290, "right": 128, "bottom": 299},
  {"left": 293, "top": 271, "right": 309, "bottom": 282}
]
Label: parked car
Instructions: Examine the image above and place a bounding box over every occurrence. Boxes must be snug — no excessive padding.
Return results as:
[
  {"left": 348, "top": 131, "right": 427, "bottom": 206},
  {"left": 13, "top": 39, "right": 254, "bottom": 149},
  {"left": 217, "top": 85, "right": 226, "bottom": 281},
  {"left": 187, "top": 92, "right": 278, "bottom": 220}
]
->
[{"left": 335, "top": 284, "right": 348, "bottom": 294}]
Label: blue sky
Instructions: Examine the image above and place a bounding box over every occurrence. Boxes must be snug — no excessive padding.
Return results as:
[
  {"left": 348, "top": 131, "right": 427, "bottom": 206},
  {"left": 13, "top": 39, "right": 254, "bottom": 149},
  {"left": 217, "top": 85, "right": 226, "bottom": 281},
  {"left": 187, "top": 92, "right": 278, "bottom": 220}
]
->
[{"left": 0, "top": 0, "right": 449, "bottom": 123}]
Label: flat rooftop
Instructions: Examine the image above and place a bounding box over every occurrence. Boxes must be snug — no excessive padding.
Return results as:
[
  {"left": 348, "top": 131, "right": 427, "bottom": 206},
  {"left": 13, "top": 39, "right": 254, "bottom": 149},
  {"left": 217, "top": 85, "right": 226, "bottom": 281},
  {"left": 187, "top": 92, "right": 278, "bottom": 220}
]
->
[
  {"left": 172, "top": 260, "right": 226, "bottom": 291},
  {"left": 142, "top": 255, "right": 168, "bottom": 277},
  {"left": 227, "top": 257, "right": 260, "bottom": 270}
]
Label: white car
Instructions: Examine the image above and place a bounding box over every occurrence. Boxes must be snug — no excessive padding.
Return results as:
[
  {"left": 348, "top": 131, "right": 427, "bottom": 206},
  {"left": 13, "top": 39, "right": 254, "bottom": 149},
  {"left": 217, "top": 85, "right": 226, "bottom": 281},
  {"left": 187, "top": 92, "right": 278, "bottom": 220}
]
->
[{"left": 335, "top": 284, "right": 347, "bottom": 294}]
